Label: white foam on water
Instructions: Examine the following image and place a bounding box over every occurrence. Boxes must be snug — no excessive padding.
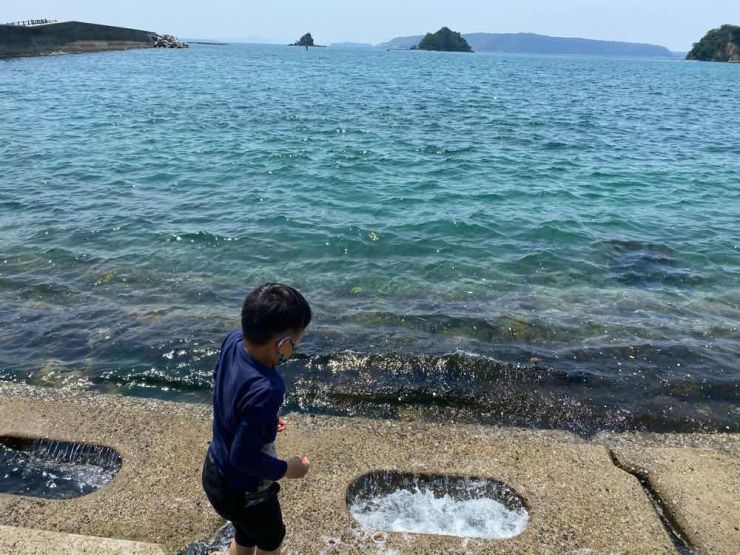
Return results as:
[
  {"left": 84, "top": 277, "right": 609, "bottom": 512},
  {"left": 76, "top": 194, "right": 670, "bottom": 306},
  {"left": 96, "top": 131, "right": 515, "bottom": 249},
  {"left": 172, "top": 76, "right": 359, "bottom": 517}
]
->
[{"left": 349, "top": 487, "right": 528, "bottom": 540}]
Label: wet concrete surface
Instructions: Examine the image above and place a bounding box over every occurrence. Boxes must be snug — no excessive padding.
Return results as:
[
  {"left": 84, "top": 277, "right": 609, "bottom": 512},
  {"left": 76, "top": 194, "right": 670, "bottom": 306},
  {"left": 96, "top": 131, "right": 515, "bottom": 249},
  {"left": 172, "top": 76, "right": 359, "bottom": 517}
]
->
[{"left": 1, "top": 383, "right": 737, "bottom": 554}]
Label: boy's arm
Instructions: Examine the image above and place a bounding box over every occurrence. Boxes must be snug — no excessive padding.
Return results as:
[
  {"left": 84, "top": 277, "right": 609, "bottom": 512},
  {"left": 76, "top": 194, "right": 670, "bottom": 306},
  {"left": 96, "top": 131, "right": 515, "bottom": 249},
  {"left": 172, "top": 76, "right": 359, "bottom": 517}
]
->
[{"left": 229, "top": 389, "right": 288, "bottom": 481}]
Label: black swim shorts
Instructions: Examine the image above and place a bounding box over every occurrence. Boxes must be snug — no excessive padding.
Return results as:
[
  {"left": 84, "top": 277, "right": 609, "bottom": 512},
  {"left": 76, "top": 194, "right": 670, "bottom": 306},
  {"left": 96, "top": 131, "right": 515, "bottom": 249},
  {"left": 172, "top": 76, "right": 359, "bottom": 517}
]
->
[{"left": 201, "top": 451, "right": 286, "bottom": 551}]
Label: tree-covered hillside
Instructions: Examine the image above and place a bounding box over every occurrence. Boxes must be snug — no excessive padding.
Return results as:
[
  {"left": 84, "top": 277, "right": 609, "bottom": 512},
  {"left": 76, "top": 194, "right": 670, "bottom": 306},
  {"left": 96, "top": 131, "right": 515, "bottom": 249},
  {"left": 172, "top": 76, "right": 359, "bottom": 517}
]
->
[
  {"left": 416, "top": 27, "right": 472, "bottom": 52},
  {"left": 687, "top": 25, "right": 740, "bottom": 62}
]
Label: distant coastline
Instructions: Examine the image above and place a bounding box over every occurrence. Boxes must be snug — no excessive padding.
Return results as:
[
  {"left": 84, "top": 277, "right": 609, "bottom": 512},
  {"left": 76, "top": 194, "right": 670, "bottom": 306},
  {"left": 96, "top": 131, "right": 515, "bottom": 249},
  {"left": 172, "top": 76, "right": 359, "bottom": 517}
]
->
[
  {"left": 187, "top": 41, "right": 228, "bottom": 46},
  {"left": 378, "top": 32, "right": 674, "bottom": 58},
  {"left": 330, "top": 42, "right": 372, "bottom": 48},
  {"left": 137, "top": 32, "right": 684, "bottom": 59}
]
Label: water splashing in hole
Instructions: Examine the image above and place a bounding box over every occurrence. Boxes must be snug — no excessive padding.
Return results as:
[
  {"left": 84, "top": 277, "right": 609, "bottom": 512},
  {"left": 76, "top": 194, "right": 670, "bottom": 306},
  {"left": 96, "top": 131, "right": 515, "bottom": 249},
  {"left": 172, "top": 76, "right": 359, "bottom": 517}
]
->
[
  {"left": 347, "top": 472, "right": 528, "bottom": 540},
  {"left": 0, "top": 437, "right": 120, "bottom": 499}
]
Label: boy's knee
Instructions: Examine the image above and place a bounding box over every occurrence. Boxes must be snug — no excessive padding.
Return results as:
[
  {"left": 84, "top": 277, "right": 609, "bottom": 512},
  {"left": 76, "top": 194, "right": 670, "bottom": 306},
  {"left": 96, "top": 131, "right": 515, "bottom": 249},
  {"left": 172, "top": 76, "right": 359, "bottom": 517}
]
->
[{"left": 257, "top": 523, "right": 285, "bottom": 553}]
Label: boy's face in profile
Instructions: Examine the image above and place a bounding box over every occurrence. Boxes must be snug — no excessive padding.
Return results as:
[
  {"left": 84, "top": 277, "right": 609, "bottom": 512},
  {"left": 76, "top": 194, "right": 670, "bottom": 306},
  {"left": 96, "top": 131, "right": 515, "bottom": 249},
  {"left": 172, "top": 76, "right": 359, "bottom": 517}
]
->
[
  {"left": 241, "top": 282, "right": 311, "bottom": 368},
  {"left": 276, "top": 330, "right": 304, "bottom": 363}
]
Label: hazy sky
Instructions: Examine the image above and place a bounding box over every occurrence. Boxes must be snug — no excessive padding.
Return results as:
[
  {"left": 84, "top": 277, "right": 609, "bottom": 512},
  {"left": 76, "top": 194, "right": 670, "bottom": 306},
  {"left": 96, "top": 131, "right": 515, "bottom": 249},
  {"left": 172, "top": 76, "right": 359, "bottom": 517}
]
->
[{"left": 3, "top": 1, "right": 738, "bottom": 51}]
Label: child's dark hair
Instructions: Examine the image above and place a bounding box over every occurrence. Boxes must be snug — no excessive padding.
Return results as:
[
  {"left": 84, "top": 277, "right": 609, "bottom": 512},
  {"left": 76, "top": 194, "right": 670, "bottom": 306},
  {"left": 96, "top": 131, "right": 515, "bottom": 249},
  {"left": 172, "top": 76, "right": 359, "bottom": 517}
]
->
[{"left": 241, "top": 283, "right": 312, "bottom": 345}]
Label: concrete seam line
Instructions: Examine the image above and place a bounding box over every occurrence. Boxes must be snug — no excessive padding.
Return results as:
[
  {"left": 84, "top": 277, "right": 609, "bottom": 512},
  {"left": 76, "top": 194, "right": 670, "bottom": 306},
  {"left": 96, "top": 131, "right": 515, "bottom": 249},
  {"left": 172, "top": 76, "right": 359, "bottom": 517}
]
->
[{"left": 607, "top": 449, "right": 696, "bottom": 555}]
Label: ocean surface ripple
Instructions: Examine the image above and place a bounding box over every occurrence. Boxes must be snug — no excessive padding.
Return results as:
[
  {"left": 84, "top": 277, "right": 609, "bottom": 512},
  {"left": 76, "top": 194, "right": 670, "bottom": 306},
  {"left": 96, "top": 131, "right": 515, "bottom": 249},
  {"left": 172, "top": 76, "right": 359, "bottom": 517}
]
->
[{"left": 1, "top": 45, "right": 738, "bottom": 433}]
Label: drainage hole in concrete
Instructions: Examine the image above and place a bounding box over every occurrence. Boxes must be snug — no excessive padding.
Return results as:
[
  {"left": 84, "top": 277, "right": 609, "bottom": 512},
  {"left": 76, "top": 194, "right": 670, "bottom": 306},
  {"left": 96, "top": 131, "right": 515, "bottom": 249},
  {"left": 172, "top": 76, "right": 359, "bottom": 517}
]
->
[
  {"left": 347, "top": 471, "right": 528, "bottom": 540},
  {"left": 0, "top": 436, "right": 121, "bottom": 499}
]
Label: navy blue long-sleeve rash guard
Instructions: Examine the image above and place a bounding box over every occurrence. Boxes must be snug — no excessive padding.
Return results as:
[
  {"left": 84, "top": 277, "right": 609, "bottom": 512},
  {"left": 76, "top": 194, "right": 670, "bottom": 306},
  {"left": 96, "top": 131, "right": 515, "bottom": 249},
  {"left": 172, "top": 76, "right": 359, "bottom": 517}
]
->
[{"left": 209, "top": 330, "right": 288, "bottom": 493}]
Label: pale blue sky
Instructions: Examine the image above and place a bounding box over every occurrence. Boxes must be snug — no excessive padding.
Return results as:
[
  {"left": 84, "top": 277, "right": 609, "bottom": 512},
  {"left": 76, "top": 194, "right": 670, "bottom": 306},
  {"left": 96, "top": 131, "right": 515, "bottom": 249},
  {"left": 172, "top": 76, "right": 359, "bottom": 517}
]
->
[{"left": 3, "top": 0, "right": 738, "bottom": 50}]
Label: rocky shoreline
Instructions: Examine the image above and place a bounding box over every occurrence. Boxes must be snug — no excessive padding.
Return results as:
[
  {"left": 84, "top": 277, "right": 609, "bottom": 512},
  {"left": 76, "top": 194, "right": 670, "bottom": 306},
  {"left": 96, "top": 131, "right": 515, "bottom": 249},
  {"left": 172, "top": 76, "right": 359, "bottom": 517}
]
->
[{"left": 152, "top": 33, "right": 188, "bottom": 49}]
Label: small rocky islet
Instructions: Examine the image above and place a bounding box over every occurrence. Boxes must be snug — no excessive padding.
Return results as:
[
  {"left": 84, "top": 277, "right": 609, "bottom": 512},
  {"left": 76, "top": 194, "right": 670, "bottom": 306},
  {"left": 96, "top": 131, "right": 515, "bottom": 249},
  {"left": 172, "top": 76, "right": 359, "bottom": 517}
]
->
[
  {"left": 413, "top": 27, "right": 473, "bottom": 52},
  {"left": 291, "top": 32, "right": 325, "bottom": 48},
  {"left": 687, "top": 24, "right": 740, "bottom": 62}
]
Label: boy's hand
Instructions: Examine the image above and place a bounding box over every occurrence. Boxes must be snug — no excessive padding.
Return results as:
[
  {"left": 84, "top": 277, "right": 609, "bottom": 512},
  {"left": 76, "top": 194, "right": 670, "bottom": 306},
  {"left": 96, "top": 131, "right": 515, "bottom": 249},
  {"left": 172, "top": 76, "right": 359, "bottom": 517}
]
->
[
  {"left": 277, "top": 417, "right": 287, "bottom": 432},
  {"left": 284, "top": 456, "right": 310, "bottom": 479}
]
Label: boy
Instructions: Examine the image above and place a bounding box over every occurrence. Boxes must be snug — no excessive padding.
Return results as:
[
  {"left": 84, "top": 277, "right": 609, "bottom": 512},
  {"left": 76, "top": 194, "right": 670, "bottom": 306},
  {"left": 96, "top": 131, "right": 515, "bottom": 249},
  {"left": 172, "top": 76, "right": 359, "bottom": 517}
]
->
[{"left": 202, "top": 283, "right": 312, "bottom": 555}]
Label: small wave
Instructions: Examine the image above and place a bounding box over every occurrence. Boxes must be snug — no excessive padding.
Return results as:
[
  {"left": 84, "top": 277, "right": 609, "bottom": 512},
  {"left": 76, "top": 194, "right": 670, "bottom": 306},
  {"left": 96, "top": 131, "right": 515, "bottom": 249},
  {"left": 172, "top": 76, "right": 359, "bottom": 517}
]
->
[
  {"left": 93, "top": 367, "right": 211, "bottom": 392},
  {"left": 165, "top": 230, "right": 240, "bottom": 245},
  {"left": 4, "top": 347, "right": 738, "bottom": 435},
  {"left": 281, "top": 351, "right": 738, "bottom": 435}
]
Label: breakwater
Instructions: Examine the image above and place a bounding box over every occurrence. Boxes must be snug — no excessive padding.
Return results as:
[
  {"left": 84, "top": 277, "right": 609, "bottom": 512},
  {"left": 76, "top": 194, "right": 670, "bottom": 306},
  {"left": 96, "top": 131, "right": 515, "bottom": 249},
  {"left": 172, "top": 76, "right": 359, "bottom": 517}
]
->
[
  {"left": 0, "top": 20, "right": 186, "bottom": 58},
  {"left": 1, "top": 384, "right": 737, "bottom": 554}
]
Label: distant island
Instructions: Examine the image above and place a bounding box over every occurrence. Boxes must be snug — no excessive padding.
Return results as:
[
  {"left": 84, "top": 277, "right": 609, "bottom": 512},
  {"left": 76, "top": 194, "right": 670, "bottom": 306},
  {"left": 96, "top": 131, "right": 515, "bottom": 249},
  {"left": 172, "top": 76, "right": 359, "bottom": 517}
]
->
[
  {"left": 291, "top": 32, "right": 324, "bottom": 48},
  {"left": 687, "top": 24, "right": 740, "bottom": 62},
  {"left": 380, "top": 32, "right": 673, "bottom": 58},
  {"left": 415, "top": 27, "right": 472, "bottom": 52}
]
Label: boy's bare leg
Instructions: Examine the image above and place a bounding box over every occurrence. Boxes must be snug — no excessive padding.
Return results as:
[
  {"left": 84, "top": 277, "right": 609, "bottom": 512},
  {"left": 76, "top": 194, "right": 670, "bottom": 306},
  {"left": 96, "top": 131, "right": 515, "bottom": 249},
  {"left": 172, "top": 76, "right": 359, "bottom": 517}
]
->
[
  {"left": 256, "top": 547, "right": 281, "bottom": 555},
  {"left": 229, "top": 539, "right": 255, "bottom": 555}
]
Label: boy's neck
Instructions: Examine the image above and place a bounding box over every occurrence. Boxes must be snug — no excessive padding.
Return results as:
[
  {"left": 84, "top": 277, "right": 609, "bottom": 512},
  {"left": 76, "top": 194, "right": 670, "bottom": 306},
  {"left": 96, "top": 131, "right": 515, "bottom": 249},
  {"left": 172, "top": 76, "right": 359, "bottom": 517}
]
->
[{"left": 242, "top": 340, "right": 275, "bottom": 370}]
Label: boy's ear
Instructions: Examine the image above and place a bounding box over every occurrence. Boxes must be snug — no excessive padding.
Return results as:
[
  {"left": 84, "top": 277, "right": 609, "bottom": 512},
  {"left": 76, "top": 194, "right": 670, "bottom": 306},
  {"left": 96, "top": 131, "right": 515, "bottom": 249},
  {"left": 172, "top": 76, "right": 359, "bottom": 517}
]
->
[{"left": 277, "top": 337, "right": 294, "bottom": 356}]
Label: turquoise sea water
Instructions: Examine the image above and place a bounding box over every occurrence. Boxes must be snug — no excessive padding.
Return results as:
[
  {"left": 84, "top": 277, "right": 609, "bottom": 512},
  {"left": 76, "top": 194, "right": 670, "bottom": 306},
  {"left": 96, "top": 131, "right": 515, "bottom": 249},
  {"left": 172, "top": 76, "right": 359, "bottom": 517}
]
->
[{"left": 1, "top": 45, "right": 738, "bottom": 433}]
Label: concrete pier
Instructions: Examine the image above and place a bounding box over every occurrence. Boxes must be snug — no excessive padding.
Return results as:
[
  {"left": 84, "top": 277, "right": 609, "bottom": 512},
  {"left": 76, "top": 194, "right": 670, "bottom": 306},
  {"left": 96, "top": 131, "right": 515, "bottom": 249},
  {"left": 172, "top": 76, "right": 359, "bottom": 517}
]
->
[
  {"left": 0, "top": 525, "right": 166, "bottom": 554},
  {"left": 0, "top": 383, "right": 737, "bottom": 554},
  {"left": 0, "top": 21, "right": 183, "bottom": 59}
]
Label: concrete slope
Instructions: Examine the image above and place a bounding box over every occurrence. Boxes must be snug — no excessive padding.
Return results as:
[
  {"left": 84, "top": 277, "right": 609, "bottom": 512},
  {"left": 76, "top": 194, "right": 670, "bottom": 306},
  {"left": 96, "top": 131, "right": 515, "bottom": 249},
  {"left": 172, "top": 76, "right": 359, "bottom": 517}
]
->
[{"left": 0, "top": 21, "right": 157, "bottom": 58}]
